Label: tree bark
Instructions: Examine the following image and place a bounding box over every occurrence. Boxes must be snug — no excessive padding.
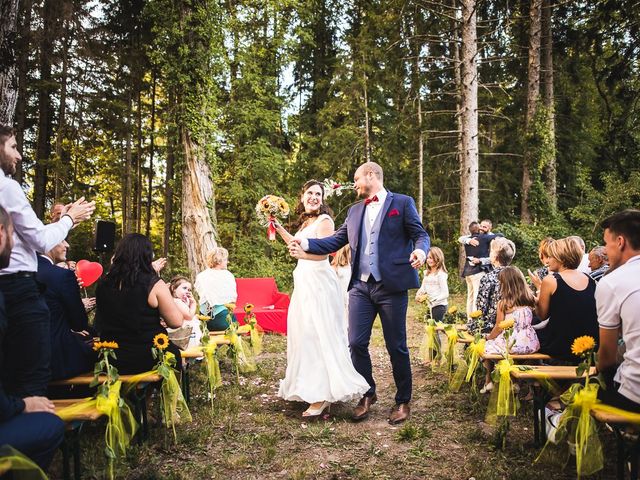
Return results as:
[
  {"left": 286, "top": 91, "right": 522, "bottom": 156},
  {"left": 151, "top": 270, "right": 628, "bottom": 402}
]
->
[
  {"left": 541, "top": 0, "right": 556, "bottom": 207},
  {"left": 180, "top": 128, "right": 217, "bottom": 274},
  {"left": 0, "top": 0, "right": 20, "bottom": 126},
  {"left": 362, "top": 53, "right": 371, "bottom": 162},
  {"left": 146, "top": 71, "right": 156, "bottom": 237},
  {"left": 54, "top": 27, "right": 71, "bottom": 201},
  {"left": 123, "top": 95, "right": 133, "bottom": 234},
  {"left": 13, "top": 0, "right": 32, "bottom": 184},
  {"left": 33, "top": 0, "right": 56, "bottom": 218},
  {"left": 459, "top": 0, "right": 479, "bottom": 256},
  {"left": 162, "top": 88, "right": 175, "bottom": 258},
  {"left": 521, "top": 0, "right": 542, "bottom": 224}
]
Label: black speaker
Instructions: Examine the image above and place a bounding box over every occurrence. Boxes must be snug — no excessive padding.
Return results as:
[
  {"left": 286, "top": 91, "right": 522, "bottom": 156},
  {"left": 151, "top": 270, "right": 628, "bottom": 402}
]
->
[{"left": 94, "top": 220, "right": 116, "bottom": 252}]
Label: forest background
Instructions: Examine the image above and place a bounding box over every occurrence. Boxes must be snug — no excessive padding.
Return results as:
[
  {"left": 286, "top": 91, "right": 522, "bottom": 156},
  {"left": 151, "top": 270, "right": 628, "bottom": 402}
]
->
[{"left": 0, "top": 0, "right": 639, "bottom": 292}]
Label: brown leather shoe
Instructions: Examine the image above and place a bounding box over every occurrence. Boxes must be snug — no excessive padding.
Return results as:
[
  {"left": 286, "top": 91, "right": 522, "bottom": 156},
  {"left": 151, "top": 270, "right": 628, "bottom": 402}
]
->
[
  {"left": 388, "top": 403, "right": 410, "bottom": 425},
  {"left": 351, "top": 394, "right": 377, "bottom": 422}
]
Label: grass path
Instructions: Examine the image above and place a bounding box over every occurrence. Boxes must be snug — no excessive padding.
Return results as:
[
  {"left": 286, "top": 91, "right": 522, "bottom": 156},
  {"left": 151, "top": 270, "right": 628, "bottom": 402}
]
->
[{"left": 55, "top": 303, "right": 618, "bottom": 479}]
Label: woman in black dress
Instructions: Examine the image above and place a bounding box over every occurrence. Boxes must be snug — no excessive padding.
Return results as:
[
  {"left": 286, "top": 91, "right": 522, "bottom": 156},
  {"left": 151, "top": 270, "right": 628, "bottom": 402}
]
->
[
  {"left": 95, "top": 234, "right": 184, "bottom": 374},
  {"left": 532, "top": 237, "right": 599, "bottom": 361}
]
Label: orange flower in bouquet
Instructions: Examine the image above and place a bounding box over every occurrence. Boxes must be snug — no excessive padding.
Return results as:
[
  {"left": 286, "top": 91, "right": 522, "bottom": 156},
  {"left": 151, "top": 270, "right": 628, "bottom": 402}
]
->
[{"left": 255, "top": 195, "right": 290, "bottom": 240}]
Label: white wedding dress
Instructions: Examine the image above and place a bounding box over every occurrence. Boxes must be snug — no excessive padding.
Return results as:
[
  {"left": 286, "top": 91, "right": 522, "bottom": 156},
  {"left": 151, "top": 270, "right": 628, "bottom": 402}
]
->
[{"left": 278, "top": 214, "right": 370, "bottom": 403}]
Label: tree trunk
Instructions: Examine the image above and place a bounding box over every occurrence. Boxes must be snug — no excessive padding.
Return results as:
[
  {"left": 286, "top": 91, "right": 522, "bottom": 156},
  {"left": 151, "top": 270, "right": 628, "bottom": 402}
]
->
[
  {"left": 162, "top": 89, "right": 175, "bottom": 258},
  {"left": 521, "top": 0, "right": 542, "bottom": 224},
  {"left": 135, "top": 88, "right": 143, "bottom": 232},
  {"left": 362, "top": 53, "right": 371, "bottom": 163},
  {"left": 33, "top": 0, "right": 56, "bottom": 218},
  {"left": 14, "top": 0, "right": 32, "bottom": 184},
  {"left": 146, "top": 71, "right": 156, "bottom": 237},
  {"left": 180, "top": 128, "right": 217, "bottom": 274},
  {"left": 541, "top": 0, "right": 556, "bottom": 207},
  {"left": 0, "top": 0, "right": 20, "bottom": 125},
  {"left": 54, "top": 29, "right": 71, "bottom": 201},
  {"left": 123, "top": 95, "right": 133, "bottom": 234},
  {"left": 459, "top": 0, "right": 479, "bottom": 257}
]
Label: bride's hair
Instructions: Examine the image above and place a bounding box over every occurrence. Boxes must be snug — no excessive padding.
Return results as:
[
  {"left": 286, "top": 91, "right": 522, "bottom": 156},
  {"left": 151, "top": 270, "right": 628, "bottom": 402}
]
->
[{"left": 293, "top": 180, "right": 334, "bottom": 231}]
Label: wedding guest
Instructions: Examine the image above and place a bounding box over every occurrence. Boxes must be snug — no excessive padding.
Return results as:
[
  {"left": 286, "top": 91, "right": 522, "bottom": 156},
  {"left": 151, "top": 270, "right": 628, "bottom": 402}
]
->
[
  {"left": 415, "top": 247, "right": 448, "bottom": 322},
  {"left": 468, "top": 237, "right": 516, "bottom": 334},
  {"left": 588, "top": 246, "right": 609, "bottom": 283},
  {"left": 596, "top": 209, "right": 640, "bottom": 412},
  {"left": 481, "top": 266, "right": 539, "bottom": 393},
  {"left": 37, "top": 239, "right": 96, "bottom": 380},
  {"left": 568, "top": 235, "right": 591, "bottom": 274},
  {"left": 194, "top": 247, "right": 237, "bottom": 332},
  {"left": 168, "top": 276, "right": 202, "bottom": 349},
  {"left": 95, "top": 234, "right": 184, "bottom": 373},
  {"left": 0, "top": 205, "right": 65, "bottom": 471},
  {"left": 458, "top": 222, "right": 484, "bottom": 316},
  {"left": 0, "top": 125, "right": 95, "bottom": 396},
  {"left": 532, "top": 238, "right": 599, "bottom": 360}
]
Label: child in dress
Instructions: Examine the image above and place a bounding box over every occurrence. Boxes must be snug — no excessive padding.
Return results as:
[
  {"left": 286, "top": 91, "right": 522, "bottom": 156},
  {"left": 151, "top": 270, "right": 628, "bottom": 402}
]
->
[
  {"left": 331, "top": 245, "right": 351, "bottom": 327},
  {"left": 168, "top": 276, "right": 203, "bottom": 349},
  {"left": 480, "top": 266, "right": 539, "bottom": 393},
  {"left": 415, "top": 247, "right": 449, "bottom": 321}
]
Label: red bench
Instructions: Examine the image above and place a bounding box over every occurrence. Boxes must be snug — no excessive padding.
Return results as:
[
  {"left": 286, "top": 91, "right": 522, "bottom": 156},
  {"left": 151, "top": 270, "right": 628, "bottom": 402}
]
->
[{"left": 234, "top": 277, "right": 289, "bottom": 334}]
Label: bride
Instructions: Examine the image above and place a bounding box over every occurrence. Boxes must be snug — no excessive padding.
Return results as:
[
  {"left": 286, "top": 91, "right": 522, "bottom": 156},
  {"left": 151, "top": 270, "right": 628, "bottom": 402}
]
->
[{"left": 274, "top": 180, "right": 369, "bottom": 418}]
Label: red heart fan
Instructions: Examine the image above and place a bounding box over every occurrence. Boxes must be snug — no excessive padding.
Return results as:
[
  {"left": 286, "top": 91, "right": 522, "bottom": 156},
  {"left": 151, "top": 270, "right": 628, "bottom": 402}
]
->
[{"left": 76, "top": 260, "right": 103, "bottom": 288}]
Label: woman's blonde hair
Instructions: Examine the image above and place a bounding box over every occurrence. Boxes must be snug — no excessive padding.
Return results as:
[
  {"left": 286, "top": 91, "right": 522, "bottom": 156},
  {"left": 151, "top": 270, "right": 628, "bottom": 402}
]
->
[
  {"left": 426, "top": 247, "right": 447, "bottom": 273},
  {"left": 538, "top": 236, "right": 554, "bottom": 261},
  {"left": 331, "top": 245, "right": 351, "bottom": 268},
  {"left": 490, "top": 237, "right": 516, "bottom": 266},
  {"left": 498, "top": 266, "right": 535, "bottom": 310},
  {"left": 547, "top": 238, "right": 582, "bottom": 270},
  {"left": 206, "top": 247, "right": 229, "bottom": 268}
]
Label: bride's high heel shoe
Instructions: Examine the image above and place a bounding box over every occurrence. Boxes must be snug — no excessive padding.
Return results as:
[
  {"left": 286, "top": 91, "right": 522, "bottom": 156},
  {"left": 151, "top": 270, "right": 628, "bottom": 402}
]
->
[{"left": 302, "top": 401, "right": 331, "bottom": 418}]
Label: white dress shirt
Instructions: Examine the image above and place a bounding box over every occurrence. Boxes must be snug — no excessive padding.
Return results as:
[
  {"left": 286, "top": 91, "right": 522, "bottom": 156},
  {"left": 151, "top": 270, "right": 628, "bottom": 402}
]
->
[
  {"left": 0, "top": 170, "right": 73, "bottom": 274},
  {"left": 194, "top": 268, "right": 238, "bottom": 306},
  {"left": 365, "top": 188, "right": 387, "bottom": 228}
]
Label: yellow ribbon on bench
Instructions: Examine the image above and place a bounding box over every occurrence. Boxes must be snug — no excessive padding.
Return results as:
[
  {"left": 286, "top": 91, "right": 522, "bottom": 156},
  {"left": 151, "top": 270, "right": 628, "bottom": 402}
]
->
[
  {"left": 442, "top": 325, "right": 467, "bottom": 392},
  {"left": 157, "top": 352, "right": 192, "bottom": 441},
  {"left": 486, "top": 359, "right": 519, "bottom": 423},
  {"left": 226, "top": 324, "right": 256, "bottom": 375},
  {"left": 419, "top": 321, "right": 441, "bottom": 368},
  {"left": 244, "top": 314, "right": 263, "bottom": 356},
  {"left": 203, "top": 341, "right": 223, "bottom": 407},
  {"left": 0, "top": 445, "right": 47, "bottom": 480},
  {"left": 57, "top": 381, "right": 137, "bottom": 480},
  {"left": 464, "top": 337, "right": 486, "bottom": 386}
]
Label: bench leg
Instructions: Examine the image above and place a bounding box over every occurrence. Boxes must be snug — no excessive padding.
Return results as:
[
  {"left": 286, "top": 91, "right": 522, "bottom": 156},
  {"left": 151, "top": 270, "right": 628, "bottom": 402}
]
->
[
  {"left": 182, "top": 363, "right": 190, "bottom": 405},
  {"left": 613, "top": 427, "right": 626, "bottom": 480},
  {"left": 631, "top": 434, "right": 640, "bottom": 480},
  {"left": 532, "top": 384, "right": 546, "bottom": 447},
  {"left": 61, "top": 436, "right": 71, "bottom": 480},
  {"left": 73, "top": 423, "right": 83, "bottom": 480}
]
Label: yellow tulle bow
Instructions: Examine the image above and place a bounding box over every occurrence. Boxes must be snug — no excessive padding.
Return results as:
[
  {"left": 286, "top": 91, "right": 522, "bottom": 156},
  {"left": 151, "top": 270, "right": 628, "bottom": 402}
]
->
[
  {"left": 225, "top": 325, "right": 256, "bottom": 378},
  {"left": 0, "top": 445, "right": 47, "bottom": 480},
  {"left": 57, "top": 381, "right": 138, "bottom": 479},
  {"left": 486, "top": 359, "right": 519, "bottom": 423},
  {"left": 244, "top": 315, "right": 263, "bottom": 356},
  {"left": 419, "top": 322, "right": 441, "bottom": 368},
  {"left": 203, "top": 341, "right": 223, "bottom": 406},
  {"left": 465, "top": 337, "right": 486, "bottom": 385},
  {"left": 442, "top": 325, "right": 467, "bottom": 392},
  {"left": 157, "top": 352, "right": 192, "bottom": 441}
]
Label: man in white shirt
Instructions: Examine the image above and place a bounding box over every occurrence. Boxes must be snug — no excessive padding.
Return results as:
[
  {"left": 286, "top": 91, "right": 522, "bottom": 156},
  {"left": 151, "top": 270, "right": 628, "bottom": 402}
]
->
[
  {"left": 0, "top": 125, "right": 95, "bottom": 396},
  {"left": 596, "top": 209, "right": 640, "bottom": 413}
]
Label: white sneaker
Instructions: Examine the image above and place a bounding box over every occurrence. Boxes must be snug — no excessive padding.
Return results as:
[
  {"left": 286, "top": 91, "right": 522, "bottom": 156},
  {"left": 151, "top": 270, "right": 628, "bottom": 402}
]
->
[{"left": 480, "top": 382, "right": 494, "bottom": 394}]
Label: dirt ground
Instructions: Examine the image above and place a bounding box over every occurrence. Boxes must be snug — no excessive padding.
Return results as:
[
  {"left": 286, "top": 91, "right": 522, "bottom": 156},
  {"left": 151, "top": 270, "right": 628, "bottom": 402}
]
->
[{"left": 51, "top": 302, "right": 620, "bottom": 479}]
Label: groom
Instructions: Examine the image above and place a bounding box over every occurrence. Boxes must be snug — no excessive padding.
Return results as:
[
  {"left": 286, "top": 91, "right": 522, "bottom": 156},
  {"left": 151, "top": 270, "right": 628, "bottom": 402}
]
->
[{"left": 289, "top": 162, "right": 430, "bottom": 424}]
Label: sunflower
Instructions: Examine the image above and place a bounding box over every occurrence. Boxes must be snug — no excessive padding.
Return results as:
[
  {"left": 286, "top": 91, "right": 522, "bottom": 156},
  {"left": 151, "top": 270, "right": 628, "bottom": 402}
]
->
[
  {"left": 244, "top": 303, "right": 254, "bottom": 314},
  {"left": 153, "top": 333, "right": 170, "bottom": 351},
  {"left": 447, "top": 306, "right": 458, "bottom": 315},
  {"left": 197, "top": 314, "right": 211, "bottom": 321},
  {"left": 498, "top": 318, "right": 515, "bottom": 330},
  {"left": 470, "top": 310, "right": 483, "bottom": 319},
  {"left": 224, "top": 302, "right": 236, "bottom": 312},
  {"left": 571, "top": 336, "right": 596, "bottom": 356},
  {"left": 102, "top": 341, "right": 119, "bottom": 350}
]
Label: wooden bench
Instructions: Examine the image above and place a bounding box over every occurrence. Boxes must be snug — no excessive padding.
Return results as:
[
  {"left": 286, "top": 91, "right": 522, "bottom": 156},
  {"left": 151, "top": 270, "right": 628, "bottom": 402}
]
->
[
  {"left": 510, "top": 365, "right": 594, "bottom": 446},
  {"left": 481, "top": 353, "right": 551, "bottom": 362},
  {"left": 54, "top": 399, "right": 105, "bottom": 480},
  {"left": 592, "top": 408, "right": 640, "bottom": 480}
]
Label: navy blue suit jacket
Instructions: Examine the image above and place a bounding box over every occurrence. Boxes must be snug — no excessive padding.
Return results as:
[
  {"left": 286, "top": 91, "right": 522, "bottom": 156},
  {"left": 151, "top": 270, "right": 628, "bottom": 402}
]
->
[
  {"left": 36, "top": 256, "right": 95, "bottom": 380},
  {"left": 308, "top": 192, "right": 430, "bottom": 293}
]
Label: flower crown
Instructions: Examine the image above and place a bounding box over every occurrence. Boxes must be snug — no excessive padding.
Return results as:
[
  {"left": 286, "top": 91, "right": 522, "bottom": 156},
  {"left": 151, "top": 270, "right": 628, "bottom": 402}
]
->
[{"left": 322, "top": 178, "right": 355, "bottom": 198}]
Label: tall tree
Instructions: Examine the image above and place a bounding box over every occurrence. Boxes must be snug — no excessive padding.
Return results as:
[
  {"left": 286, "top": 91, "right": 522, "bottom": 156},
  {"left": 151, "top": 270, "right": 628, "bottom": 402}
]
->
[
  {"left": 520, "top": 0, "right": 542, "bottom": 223},
  {"left": 459, "top": 0, "right": 479, "bottom": 237},
  {"left": 541, "top": 0, "right": 556, "bottom": 207},
  {"left": 0, "top": 0, "right": 20, "bottom": 125}
]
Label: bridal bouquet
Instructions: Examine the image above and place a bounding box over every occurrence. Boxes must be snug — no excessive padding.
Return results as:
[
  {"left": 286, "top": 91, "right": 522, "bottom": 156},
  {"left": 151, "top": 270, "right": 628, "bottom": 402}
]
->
[
  {"left": 255, "top": 195, "right": 290, "bottom": 240},
  {"left": 322, "top": 178, "right": 355, "bottom": 198}
]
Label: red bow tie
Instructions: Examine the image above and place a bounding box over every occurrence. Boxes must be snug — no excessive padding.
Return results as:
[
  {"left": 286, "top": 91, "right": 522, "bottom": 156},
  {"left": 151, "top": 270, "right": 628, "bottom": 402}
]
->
[{"left": 364, "top": 195, "right": 379, "bottom": 206}]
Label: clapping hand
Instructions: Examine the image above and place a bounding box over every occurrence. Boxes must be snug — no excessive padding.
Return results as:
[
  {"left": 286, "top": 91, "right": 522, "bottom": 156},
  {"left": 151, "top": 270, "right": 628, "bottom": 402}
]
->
[
  {"left": 63, "top": 197, "right": 96, "bottom": 226},
  {"left": 152, "top": 257, "right": 167, "bottom": 274}
]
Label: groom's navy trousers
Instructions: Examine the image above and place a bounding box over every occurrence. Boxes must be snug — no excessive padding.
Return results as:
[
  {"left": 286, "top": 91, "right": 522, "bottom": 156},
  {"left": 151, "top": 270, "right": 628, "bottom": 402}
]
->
[{"left": 349, "top": 279, "right": 411, "bottom": 404}]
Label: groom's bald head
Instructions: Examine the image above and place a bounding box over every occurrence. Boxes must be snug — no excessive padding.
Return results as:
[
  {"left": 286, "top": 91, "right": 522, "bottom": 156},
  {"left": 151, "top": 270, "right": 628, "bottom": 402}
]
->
[{"left": 356, "top": 162, "right": 384, "bottom": 182}]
